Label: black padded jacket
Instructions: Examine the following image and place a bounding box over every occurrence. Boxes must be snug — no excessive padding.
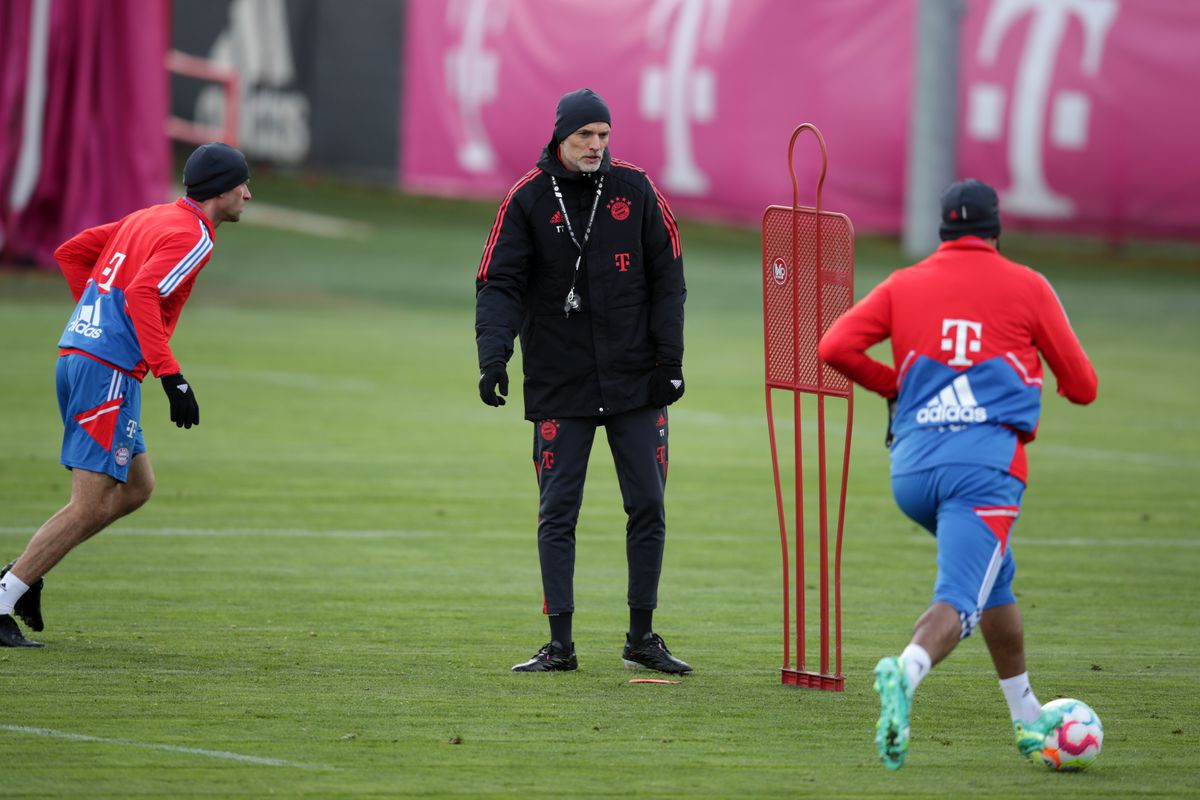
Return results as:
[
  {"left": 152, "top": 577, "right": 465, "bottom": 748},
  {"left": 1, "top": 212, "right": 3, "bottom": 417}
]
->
[{"left": 475, "top": 146, "right": 686, "bottom": 420}]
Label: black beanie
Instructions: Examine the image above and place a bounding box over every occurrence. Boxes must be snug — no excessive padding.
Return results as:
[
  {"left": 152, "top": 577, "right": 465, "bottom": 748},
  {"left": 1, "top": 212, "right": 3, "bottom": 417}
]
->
[
  {"left": 939, "top": 178, "right": 1001, "bottom": 241},
  {"left": 184, "top": 142, "right": 250, "bottom": 201},
  {"left": 552, "top": 88, "right": 611, "bottom": 143}
]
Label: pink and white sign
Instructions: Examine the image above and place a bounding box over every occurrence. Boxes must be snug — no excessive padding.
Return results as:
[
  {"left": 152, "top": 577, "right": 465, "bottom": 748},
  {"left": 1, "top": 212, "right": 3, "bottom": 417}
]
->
[
  {"left": 959, "top": 0, "right": 1196, "bottom": 239},
  {"left": 400, "top": 0, "right": 1200, "bottom": 240}
]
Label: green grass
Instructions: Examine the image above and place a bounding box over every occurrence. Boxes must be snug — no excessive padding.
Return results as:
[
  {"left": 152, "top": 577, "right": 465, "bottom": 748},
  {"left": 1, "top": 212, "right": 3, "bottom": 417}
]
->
[{"left": 1, "top": 173, "right": 1198, "bottom": 797}]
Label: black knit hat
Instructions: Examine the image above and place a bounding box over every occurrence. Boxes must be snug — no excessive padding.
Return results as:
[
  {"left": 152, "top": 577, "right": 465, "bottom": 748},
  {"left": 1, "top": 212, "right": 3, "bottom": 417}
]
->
[
  {"left": 184, "top": 142, "right": 249, "bottom": 201},
  {"left": 552, "top": 88, "right": 611, "bottom": 143},
  {"left": 939, "top": 178, "right": 1001, "bottom": 241}
]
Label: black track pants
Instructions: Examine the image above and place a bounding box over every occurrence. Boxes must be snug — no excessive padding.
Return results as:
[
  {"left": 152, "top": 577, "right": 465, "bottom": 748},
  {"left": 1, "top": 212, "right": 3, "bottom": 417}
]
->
[{"left": 532, "top": 406, "right": 669, "bottom": 614}]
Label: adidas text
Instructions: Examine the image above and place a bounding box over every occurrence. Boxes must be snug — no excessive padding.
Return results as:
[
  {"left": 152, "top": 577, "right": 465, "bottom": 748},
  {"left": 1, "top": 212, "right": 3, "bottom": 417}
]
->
[
  {"left": 916, "top": 404, "right": 987, "bottom": 424},
  {"left": 67, "top": 320, "right": 103, "bottom": 339}
]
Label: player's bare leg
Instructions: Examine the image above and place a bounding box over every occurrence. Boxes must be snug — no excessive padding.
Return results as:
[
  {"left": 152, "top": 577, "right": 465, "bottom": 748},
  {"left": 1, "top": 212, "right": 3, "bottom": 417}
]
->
[
  {"left": 980, "top": 602, "right": 1059, "bottom": 757},
  {"left": 1, "top": 455, "right": 154, "bottom": 645},
  {"left": 980, "top": 602, "right": 1026, "bottom": 678},
  {"left": 875, "top": 601, "right": 962, "bottom": 769},
  {"left": 16, "top": 455, "right": 154, "bottom": 580},
  {"left": 911, "top": 600, "right": 962, "bottom": 666}
]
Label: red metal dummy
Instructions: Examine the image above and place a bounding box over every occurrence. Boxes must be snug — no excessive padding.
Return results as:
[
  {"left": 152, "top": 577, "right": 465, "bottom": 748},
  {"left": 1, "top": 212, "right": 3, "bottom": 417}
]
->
[{"left": 762, "top": 124, "right": 854, "bottom": 691}]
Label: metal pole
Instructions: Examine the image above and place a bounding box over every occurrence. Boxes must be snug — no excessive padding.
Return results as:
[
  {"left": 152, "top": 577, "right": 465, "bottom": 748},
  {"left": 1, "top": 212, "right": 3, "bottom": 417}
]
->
[{"left": 902, "top": 0, "right": 963, "bottom": 261}]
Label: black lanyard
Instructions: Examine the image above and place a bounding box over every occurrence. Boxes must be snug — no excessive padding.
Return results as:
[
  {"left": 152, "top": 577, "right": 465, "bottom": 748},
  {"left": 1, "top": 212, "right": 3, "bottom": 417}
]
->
[{"left": 550, "top": 174, "right": 604, "bottom": 317}]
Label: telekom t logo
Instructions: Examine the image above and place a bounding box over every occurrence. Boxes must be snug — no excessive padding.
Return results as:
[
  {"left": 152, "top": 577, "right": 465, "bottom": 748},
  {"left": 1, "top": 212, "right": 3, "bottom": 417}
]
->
[
  {"left": 942, "top": 319, "right": 983, "bottom": 366},
  {"left": 444, "top": 0, "right": 509, "bottom": 173},
  {"left": 967, "top": 0, "right": 1119, "bottom": 218},
  {"left": 639, "top": 0, "right": 731, "bottom": 196}
]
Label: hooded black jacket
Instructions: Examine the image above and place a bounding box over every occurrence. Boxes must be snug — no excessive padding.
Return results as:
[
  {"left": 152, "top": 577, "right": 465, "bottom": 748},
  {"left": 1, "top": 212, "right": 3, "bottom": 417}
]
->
[{"left": 475, "top": 145, "right": 686, "bottom": 420}]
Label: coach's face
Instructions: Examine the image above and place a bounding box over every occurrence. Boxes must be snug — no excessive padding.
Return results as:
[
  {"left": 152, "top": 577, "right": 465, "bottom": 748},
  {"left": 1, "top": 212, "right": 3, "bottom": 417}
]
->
[{"left": 559, "top": 122, "right": 610, "bottom": 173}]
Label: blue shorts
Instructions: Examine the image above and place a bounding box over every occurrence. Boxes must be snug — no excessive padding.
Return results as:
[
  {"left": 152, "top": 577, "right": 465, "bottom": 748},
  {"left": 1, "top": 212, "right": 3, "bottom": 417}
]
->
[
  {"left": 891, "top": 465, "right": 1025, "bottom": 638},
  {"left": 57, "top": 354, "right": 145, "bottom": 482}
]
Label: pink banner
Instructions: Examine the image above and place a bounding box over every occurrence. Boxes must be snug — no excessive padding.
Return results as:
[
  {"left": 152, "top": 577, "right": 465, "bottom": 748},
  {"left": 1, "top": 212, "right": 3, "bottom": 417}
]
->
[
  {"left": 958, "top": 0, "right": 1197, "bottom": 239},
  {"left": 401, "top": 0, "right": 1200, "bottom": 240},
  {"left": 0, "top": 0, "right": 169, "bottom": 266}
]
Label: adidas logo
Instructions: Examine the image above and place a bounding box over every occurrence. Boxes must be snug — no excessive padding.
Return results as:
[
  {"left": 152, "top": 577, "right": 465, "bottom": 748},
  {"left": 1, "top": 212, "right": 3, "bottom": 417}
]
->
[
  {"left": 549, "top": 210, "right": 564, "bottom": 224},
  {"left": 67, "top": 299, "right": 104, "bottom": 339},
  {"left": 915, "top": 374, "right": 988, "bottom": 425}
]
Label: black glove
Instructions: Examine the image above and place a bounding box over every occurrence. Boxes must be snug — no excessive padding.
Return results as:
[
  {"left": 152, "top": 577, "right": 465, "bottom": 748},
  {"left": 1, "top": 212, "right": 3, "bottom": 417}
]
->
[
  {"left": 885, "top": 396, "right": 897, "bottom": 448},
  {"left": 649, "top": 364, "right": 685, "bottom": 408},
  {"left": 479, "top": 363, "right": 508, "bottom": 407},
  {"left": 160, "top": 372, "right": 200, "bottom": 429}
]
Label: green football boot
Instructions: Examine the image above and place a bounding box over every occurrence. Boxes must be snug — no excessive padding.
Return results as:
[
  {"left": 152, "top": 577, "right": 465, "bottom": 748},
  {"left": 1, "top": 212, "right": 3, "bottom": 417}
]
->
[
  {"left": 1014, "top": 707, "right": 1065, "bottom": 759},
  {"left": 873, "top": 656, "right": 913, "bottom": 770}
]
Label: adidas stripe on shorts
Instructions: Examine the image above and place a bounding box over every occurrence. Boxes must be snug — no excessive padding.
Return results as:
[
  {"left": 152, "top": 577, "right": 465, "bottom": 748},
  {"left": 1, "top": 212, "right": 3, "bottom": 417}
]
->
[
  {"left": 891, "top": 464, "right": 1024, "bottom": 638},
  {"left": 57, "top": 353, "right": 146, "bottom": 482}
]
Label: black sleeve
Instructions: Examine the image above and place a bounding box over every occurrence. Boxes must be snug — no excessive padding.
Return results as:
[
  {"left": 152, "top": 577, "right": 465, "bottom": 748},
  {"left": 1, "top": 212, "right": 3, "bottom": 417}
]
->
[
  {"left": 641, "top": 173, "right": 686, "bottom": 366},
  {"left": 475, "top": 190, "right": 534, "bottom": 369}
]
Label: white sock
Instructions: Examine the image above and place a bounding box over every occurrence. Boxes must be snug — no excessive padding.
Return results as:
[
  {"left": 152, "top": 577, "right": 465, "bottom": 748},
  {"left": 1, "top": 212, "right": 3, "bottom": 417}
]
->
[
  {"left": 0, "top": 571, "right": 30, "bottom": 616},
  {"left": 900, "top": 643, "right": 932, "bottom": 693},
  {"left": 999, "top": 672, "right": 1042, "bottom": 723}
]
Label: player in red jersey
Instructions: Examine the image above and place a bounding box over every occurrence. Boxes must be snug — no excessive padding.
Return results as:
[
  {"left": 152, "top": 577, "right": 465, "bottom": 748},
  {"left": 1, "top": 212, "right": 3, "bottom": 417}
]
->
[
  {"left": 819, "top": 179, "right": 1097, "bottom": 768},
  {"left": 0, "top": 143, "right": 251, "bottom": 648}
]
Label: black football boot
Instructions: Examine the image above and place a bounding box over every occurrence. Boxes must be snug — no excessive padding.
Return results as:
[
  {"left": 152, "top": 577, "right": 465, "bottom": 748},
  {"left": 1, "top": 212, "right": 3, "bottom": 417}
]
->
[
  {"left": 512, "top": 641, "right": 578, "bottom": 672},
  {"left": 0, "top": 615, "right": 43, "bottom": 648},
  {"left": 1, "top": 561, "right": 44, "bottom": 632},
  {"left": 621, "top": 632, "right": 692, "bottom": 675}
]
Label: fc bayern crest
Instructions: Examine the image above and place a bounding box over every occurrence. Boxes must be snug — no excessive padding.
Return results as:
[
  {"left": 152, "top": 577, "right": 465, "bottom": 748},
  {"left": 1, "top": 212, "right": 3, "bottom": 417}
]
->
[
  {"left": 539, "top": 420, "right": 558, "bottom": 441},
  {"left": 114, "top": 446, "right": 131, "bottom": 466},
  {"left": 772, "top": 257, "right": 788, "bottom": 285},
  {"left": 608, "top": 197, "right": 630, "bottom": 221}
]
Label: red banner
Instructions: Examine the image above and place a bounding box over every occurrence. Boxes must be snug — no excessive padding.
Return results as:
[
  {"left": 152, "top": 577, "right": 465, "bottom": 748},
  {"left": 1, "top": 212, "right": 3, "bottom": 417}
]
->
[{"left": 0, "top": 0, "right": 169, "bottom": 266}]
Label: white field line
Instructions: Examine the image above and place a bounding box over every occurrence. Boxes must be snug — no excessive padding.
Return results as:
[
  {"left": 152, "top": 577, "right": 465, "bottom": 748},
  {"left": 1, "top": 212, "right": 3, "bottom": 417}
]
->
[
  {"left": 168, "top": 183, "right": 370, "bottom": 239},
  {"left": 672, "top": 413, "right": 1200, "bottom": 469},
  {"left": 0, "top": 526, "right": 1194, "bottom": 547},
  {"left": 906, "top": 535, "right": 1200, "bottom": 548},
  {"left": 201, "top": 367, "right": 375, "bottom": 393},
  {"left": 0, "top": 526, "right": 438, "bottom": 539},
  {"left": 1036, "top": 443, "right": 1199, "bottom": 470},
  {"left": 0, "top": 725, "right": 328, "bottom": 770},
  {"left": 244, "top": 202, "right": 372, "bottom": 239}
]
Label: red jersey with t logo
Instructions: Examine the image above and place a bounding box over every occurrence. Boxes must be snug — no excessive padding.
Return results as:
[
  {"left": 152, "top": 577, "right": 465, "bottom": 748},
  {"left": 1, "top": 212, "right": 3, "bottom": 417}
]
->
[{"left": 819, "top": 237, "right": 1097, "bottom": 482}]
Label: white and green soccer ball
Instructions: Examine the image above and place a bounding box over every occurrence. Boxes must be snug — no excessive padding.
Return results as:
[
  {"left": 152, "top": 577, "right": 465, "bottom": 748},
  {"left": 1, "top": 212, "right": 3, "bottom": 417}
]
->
[{"left": 1034, "top": 698, "right": 1103, "bottom": 771}]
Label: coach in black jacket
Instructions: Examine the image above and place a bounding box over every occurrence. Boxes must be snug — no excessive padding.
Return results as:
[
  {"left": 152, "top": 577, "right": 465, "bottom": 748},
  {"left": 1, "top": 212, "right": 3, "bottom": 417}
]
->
[{"left": 475, "top": 88, "right": 691, "bottom": 675}]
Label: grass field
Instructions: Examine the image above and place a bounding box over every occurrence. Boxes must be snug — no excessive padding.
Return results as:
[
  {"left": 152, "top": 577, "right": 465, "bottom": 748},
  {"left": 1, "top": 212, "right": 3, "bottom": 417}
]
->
[{"left": 1, "top": 174, "right": 1198, "bottom": 798}]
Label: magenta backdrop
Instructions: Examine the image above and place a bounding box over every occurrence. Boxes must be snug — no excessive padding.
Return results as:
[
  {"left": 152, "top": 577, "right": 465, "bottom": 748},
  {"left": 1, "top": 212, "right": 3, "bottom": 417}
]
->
[{"left": 400, "top": 0, "right": 1199, "bottom": 240}]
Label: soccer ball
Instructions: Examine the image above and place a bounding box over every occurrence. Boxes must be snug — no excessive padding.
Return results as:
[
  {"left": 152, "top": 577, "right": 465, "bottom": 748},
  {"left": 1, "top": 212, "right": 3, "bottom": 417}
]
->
[{"left": 1033, "top": 698, "right": 1103, "bottom": 771}]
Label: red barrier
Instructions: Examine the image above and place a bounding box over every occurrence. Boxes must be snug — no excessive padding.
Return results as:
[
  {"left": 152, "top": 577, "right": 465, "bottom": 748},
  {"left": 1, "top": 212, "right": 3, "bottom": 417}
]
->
[{"left": 165, "top": 50, "right": 240, "bottom": 147}]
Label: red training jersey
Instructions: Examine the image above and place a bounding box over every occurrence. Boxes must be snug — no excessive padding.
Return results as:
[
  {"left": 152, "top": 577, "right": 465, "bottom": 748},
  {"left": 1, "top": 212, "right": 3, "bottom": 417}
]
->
[
  {"left": 818, "top": 237, "right": 1097, "bottom": 481},
  {"left": 55, "top": 198, "right": 216, "bottom": 380}
]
